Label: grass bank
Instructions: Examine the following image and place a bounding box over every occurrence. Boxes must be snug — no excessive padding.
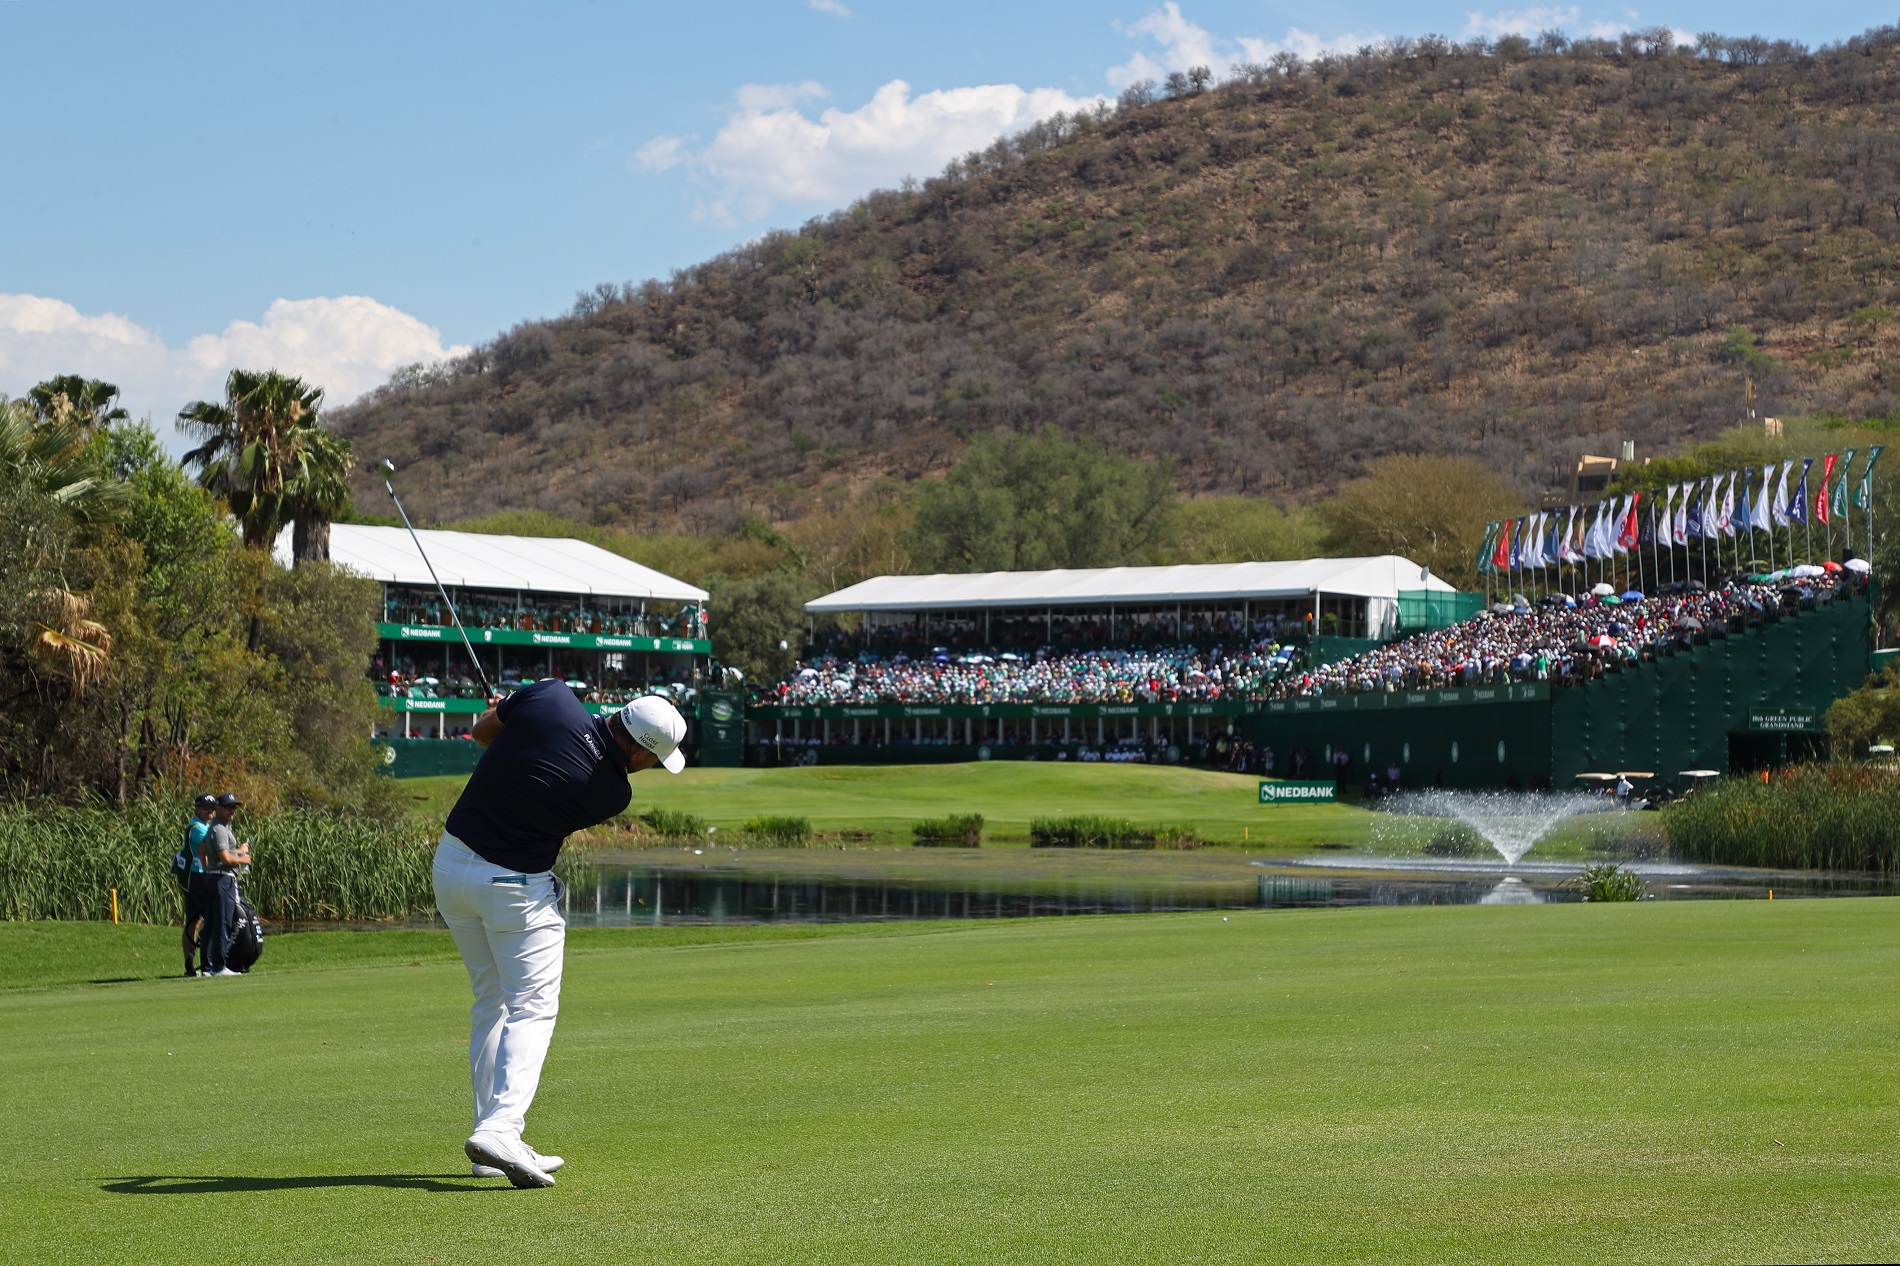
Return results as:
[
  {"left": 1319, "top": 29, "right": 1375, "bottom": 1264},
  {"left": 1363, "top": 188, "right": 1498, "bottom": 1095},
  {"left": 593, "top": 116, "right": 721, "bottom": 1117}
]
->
[
  {"left": 401, "top": 762, "right": 1364, "bottom": 849},
  {"left": 7, "top": 900, "right": 1900, "bottom": 1262}
]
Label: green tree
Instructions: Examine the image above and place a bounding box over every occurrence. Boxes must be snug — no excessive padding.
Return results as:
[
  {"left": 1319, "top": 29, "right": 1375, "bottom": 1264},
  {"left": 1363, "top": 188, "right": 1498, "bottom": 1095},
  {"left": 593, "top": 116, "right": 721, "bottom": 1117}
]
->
[
  {"left": 709, "top": 570, "right": 821, "bottom": 685},
  {"left": 27, "top": 375, "right": 130, "bottom": 437},
  {"left": 286, "top": 425, "right": 356, "bottom": 564},
  {"left": 1826, "top": 660, "right": 1900, "bottom": 757},
  {"left": 179, "top": 369, "right": 339, "bottom": 549},
  {"left": 1316, "top": 455, "right": 1523, "bottom": 589},
  {"left": 0, "top": 397, "right": 126, "bottom": 526},
  {"left": 910, "top": 429, "right": 1176, "bottom": 573},
  {"left": 1157, "top": 496, "right": 1324, "bottom": 564}
]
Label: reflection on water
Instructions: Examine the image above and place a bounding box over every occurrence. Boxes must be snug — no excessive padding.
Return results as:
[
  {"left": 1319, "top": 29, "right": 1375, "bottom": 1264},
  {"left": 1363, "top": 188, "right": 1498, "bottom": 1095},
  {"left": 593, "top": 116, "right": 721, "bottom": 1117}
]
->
[
  {"left": 556, "top": 869, "right": 1261, "bottom": 925},
  {"left": 546, "top": 861, "right": 1900, "bottom": 926}
]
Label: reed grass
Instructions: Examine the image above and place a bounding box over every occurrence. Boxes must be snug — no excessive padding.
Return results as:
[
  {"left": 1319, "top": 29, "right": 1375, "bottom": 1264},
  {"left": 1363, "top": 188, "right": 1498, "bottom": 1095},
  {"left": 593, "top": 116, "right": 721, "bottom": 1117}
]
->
[
  {"left": 741, "top": 815, "right": 813, "bottom": 847},
  {"left": 637, "top": 807, "right": 709, "bottom": 840},
  {"left": 911, "top": 814, "right": 984, "bottom": 847},
  {"left": 1570, "top": 863, "right": 1645, "bottom": 902},
  {"left": 0, "top": 799, "right": 436, "bottom": 923},
  {"left": 1665, "top": 765, "right": 1900, "bottom": 872}
]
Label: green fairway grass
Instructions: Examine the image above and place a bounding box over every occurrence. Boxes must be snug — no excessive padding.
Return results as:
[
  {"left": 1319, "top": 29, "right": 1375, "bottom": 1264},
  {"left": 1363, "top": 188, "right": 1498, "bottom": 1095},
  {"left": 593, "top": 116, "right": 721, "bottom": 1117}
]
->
[
  {"left": 8, "top": 901, "right": 1900, "bottom": 1263},
  {"left": 399, "top": 762, "right": 1367, "bottom": 848}
]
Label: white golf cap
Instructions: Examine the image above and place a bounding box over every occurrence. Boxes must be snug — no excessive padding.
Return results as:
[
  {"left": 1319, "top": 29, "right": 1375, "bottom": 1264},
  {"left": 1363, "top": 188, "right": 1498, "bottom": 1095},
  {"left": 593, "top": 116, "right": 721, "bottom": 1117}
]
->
[{"left": 618, "top": 695, "right": 688, "bottom": 773}]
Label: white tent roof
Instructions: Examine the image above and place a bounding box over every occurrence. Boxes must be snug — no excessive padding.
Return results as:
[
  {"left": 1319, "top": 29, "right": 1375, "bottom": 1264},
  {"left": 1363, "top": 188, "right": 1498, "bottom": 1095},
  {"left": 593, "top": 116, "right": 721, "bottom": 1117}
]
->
[
  {"left": 273, "top": 524, "right": 707, "bottom": 603},
  {"left": 805, "top": 556, "right": 1452, "bottom": 613}
]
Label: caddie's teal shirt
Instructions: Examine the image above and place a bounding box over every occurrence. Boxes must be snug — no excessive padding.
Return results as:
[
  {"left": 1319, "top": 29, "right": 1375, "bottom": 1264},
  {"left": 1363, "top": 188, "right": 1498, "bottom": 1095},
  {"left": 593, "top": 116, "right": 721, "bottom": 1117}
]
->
[{"left": 186, "top": 819, "right": 210, "bottom": 875}]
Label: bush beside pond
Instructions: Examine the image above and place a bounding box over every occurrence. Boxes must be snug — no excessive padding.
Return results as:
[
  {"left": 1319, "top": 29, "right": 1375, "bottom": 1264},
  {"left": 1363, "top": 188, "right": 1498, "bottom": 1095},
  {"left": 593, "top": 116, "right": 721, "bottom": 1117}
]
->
[{"left": 1666, "top": 766, "right": 1900, "bottom": 872}]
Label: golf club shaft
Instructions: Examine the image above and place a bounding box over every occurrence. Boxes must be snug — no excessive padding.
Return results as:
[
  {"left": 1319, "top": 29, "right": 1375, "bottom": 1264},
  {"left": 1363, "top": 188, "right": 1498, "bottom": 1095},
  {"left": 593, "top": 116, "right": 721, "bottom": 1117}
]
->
[{"left": 380, "top": 469, "right": 494, "bottom": 699}]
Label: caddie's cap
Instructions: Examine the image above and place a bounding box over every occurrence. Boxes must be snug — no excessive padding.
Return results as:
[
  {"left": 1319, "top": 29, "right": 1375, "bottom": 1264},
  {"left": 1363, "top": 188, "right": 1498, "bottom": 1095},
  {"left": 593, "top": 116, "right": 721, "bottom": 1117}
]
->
[
  {"left": 215, "top": 792, "right": 243, "bottom": 807},
  {"left": 194, "top": 794, "right": 218, "bottom": 809},
  {"left": 618, "top": 696, "right": 687, "bottom": 774}
]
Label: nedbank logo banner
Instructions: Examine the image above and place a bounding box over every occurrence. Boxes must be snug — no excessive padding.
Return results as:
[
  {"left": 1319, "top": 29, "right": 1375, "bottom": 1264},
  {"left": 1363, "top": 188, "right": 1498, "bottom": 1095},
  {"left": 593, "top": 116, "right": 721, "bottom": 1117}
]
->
[{"left": 1258, "top": 781, "right": 1337, "bottom": 804}]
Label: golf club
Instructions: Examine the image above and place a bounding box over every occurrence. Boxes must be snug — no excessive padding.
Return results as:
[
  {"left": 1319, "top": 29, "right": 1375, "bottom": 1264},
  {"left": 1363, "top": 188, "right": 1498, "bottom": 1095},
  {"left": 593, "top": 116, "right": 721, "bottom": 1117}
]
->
[{"left": 378, "top": 458, "right": 494, "bottom": 699}]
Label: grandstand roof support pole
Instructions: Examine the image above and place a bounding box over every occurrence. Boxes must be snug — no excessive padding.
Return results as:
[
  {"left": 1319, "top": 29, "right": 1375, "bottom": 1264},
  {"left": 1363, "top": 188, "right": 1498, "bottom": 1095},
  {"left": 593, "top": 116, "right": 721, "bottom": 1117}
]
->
[{"left": 1047, "top": 607, "right": 1052, "bottom": 643}]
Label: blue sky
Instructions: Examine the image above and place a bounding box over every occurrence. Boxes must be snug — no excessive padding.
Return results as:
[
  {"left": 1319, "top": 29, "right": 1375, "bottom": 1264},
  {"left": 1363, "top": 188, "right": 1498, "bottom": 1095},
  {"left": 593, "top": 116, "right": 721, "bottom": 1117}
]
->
[{"left": 0, "top": 0, "right": 1883, "bottom": 437}]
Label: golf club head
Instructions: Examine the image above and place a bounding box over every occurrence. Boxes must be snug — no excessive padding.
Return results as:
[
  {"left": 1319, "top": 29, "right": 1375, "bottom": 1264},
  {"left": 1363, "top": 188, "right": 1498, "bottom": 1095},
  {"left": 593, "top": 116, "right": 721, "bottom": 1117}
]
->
[{"left": 379, "top": 458, "right": 397, "bottom": 477}]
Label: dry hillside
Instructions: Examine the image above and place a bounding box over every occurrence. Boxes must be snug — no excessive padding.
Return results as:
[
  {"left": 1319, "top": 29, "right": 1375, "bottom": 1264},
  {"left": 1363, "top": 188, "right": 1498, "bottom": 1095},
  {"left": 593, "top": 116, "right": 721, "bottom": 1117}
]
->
[{"left": 335, "top": 25, "right": 1900, "bottom": 530}]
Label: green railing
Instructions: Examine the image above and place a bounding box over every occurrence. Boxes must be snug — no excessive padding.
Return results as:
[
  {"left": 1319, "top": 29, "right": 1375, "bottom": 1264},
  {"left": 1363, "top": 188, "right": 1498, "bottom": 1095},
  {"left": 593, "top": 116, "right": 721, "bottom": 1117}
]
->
[{"left": 377, "top": 622, "right": 707, "bottom": 653}]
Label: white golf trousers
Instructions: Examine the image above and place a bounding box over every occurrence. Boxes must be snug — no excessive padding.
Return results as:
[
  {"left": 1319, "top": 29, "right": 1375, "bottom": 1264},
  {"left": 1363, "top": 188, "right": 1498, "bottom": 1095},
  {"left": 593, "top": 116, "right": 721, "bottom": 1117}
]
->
[{"left": 433, "top": 832, "right": 565, "bottom": 1140}]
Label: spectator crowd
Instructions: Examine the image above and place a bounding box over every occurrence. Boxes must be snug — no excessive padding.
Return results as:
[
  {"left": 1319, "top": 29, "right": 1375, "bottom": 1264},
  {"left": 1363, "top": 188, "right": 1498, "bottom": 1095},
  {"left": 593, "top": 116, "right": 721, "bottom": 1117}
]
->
[
  {"left": 1270, "top": 570, "right": 1860, "bottom": 698},
  {"left": 768, "top": 642, "right": 1306, "bottom": 707},
  {"left": 762, "top": 569, "right": 1864, "bottom": 708}
]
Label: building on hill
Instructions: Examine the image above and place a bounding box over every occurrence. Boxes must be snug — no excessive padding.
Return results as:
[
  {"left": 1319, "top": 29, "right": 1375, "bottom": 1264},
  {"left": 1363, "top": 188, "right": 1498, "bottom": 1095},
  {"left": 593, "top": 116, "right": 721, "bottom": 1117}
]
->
[{"left": 274, "top": 524, "right": 725, "bottom": 776}]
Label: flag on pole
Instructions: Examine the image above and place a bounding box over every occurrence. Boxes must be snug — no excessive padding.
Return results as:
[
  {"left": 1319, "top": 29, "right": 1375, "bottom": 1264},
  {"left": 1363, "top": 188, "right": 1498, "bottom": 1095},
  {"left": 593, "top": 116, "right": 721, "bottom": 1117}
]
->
[
  {"left": 1855, "top": 445, "right": 1885, "bottom": 509},
  {"left": 1561, "top": 507, "right": 1582, "bottom": 563},
  {"left": 1544, "top": 514, "right": 1562, "bottom": 566},
  {"left": 1672, "top": 483, "right": 1690, "bottom": 544},
  {"left": 1750, "top": 464, "right": 1773, "bottom": 531},
  {"left": 1772, "top": 460, "right": 1795, "bottom": 527},
  {"left": 1637, "top": 494, "right": 1657, "bottom": 547},
  {"left": 1718, "top": 472, "right": 1737, "bottom": 536},
  {"left": 1684, "top": 480, "right": 1706, "bottom": 539},
  {"left": 1815, "top": 453, "right": 1839, "bottom": 525},
  {"left": 1789, "top": 459, "right": 1812, "bottom": 525},
  {"left": 1491, "top": 518, "right": 1512, "bottom": 571},
  {"left": 1831, "top": 448, "right": 1858, "bottom": 519},
  {"left": 1476, "top": 521, "right": 1499, "bottom": 573},
  {"left": 1618, "top": 493, "right": 1642, "bottom": 551}
]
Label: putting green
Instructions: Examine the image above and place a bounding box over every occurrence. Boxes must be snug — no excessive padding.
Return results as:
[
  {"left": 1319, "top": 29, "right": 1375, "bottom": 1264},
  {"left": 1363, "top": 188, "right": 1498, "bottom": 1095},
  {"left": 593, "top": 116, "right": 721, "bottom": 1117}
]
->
[
  {"left": 398, "top": 761, "right": 1365, "bottom": 848},
  {"left": 7, "top": 901, "right": 1900, "bottom": 1263}
]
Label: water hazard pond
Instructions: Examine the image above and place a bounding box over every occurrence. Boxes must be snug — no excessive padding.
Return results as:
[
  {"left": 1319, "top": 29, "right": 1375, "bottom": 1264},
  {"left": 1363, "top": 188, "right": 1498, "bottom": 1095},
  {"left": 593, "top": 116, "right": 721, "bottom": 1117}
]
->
[{"left": 548, "top": 855, "right": 1900, "bottom": 927}]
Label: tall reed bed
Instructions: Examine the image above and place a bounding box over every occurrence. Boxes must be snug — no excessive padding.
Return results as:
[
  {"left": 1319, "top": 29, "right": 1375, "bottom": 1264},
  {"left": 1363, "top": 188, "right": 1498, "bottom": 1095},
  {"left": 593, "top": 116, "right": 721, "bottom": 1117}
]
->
[
  {"left": 1666, "top": 765, "right": 1900, "bottom": 872},
  {"left": 0, "top": 800, "right": 437, "bottom": 923}
]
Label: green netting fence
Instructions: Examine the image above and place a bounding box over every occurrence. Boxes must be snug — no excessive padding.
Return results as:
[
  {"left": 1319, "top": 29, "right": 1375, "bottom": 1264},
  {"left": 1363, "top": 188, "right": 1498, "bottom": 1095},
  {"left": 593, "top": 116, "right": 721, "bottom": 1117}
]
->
[{"left": 1396, "top": 590, "right": 1486, "bottom": 633}]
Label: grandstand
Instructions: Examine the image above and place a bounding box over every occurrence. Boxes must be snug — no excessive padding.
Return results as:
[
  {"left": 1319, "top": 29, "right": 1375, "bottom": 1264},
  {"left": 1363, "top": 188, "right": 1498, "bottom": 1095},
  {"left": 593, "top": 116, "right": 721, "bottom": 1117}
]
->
[
  {"left": 749, "top": 555, "right": 1874, "bottom": 788},
  {"left": 276, "top": 525, "right": 732, "bottom": 775},
  {"left": 751, "top": 557, "right": 1456, "bottom": 765}
]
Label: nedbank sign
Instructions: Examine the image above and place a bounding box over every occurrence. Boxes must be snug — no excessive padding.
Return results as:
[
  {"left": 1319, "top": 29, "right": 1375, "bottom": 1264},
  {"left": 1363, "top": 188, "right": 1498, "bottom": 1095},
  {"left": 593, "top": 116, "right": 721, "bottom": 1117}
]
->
[{"left": 1258, "top": 781, "right": 1337, "bottom": 804}]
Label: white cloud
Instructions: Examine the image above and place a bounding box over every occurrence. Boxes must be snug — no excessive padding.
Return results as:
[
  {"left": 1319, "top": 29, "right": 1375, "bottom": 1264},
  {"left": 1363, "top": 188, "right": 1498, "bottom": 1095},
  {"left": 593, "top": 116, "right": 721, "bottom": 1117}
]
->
[
  {"left": 1461, "top": 6, "right": 1683, "bottom": 42},
  {"left": 0, "top": 293, "right": 468, "bottom": 451},
  {"left": 633, "top": 135, "right": 687, "bottom": 172},
  {"left": 808, "top": 0, "right": 851, "bottom": 15},
  {"left": 1109, "top": 3, "right": 1381, "bottom": 87},
  {"left": 734, "top": 80, "right": 827, "bottom": 110},
  {"left": 647, "top": 78, "right": 1104, "bottom": 225}
]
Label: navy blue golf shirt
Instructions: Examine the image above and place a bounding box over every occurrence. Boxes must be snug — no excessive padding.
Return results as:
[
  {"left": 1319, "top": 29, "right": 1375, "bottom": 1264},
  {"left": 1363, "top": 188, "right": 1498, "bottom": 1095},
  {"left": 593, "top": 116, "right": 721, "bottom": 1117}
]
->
[{"left": 446, "top": 679, "right": 632, "bottom": 874}]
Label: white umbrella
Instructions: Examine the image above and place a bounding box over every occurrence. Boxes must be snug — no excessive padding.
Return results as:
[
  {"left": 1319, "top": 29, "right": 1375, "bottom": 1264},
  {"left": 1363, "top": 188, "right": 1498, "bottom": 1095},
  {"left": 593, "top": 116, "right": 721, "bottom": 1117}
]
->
[
  {"left": 1790, "top": 564, "right": 1826, "bottom": 578},
  {"left": 1846, "top": 558, "right": 1872, "bottom": 574},
  {"left": 1591, "top": 582, "right": 1615, "bottom": 596}
]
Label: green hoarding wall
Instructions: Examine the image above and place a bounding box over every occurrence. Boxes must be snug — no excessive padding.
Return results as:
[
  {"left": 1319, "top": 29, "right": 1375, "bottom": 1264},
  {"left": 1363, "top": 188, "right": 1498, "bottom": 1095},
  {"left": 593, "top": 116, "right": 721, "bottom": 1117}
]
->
[
  {"left": 1548, "top": 590, "right": 1870, "bottom": 780},
  {"left": 1245, "top": 591, "right": 1871, "bottom": 791}
]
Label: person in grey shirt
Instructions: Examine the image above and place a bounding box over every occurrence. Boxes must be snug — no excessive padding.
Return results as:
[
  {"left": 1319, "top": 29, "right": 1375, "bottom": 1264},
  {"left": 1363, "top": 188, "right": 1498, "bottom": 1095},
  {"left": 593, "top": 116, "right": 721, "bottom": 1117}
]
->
[{"left": 194, "top": 793, "right": 250, "bottom": 977}]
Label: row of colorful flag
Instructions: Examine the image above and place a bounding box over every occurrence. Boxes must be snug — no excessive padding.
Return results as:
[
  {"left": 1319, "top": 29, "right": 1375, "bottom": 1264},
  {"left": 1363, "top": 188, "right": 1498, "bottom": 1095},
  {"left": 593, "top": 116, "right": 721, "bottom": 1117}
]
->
[{"left": 1477, "top": 446, "right": 1884, "bottom": 574}]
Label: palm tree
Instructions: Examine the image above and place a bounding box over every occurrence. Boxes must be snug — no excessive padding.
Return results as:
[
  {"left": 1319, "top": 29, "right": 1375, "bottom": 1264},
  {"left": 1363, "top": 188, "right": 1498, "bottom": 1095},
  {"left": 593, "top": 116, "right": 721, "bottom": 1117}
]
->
[
  {"left": 27, "top": 375, "right": 130, "bottom": 438},
  {"left": 180, "top": 369, "right": 330, "bottom": 549},
  {"left": 0, "top": 399, "right": 126, "bottom": 526},
  {"left": 287, "top": 425, "right": 355, "bottom": 564}
]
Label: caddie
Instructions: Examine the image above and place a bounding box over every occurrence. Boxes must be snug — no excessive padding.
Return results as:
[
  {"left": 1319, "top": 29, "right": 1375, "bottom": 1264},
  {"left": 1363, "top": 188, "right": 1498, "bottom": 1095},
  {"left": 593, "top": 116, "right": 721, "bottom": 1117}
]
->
[{"left": 436, "top": 680, "right": 687, "bottom": 1188}]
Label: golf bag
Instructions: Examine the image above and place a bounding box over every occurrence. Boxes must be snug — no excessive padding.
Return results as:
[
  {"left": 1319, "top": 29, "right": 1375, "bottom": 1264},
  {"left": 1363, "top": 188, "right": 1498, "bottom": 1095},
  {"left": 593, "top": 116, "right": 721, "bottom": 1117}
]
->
[
  {"left": 169, "top": 848, "right": 193, "bottom": 892},
  {"left": 226, "top": 894, "right": 264, "bottom": 973}
]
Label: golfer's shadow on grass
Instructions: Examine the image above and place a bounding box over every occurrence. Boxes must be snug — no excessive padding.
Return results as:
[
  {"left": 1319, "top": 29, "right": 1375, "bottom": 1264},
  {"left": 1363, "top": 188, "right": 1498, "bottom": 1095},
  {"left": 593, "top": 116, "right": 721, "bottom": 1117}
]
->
[{"left": 104, "top": 1174, "right": 487, "bottom": 1195}]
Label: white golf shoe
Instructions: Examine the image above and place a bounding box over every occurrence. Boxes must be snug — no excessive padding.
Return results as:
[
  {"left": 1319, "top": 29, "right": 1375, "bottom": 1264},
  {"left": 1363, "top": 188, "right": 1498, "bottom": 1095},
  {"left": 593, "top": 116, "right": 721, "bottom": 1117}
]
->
[
  {"left": 472, "top": 1145, "right": 564, "bottom": 1179},
  {"left": 465, "top": 1131, "right": 556, "bottom": 1188}
]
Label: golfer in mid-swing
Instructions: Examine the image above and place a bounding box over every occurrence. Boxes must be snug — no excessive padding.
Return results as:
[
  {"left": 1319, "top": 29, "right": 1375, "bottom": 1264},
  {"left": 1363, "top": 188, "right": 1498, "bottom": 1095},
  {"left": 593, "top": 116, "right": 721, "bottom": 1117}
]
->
[{"left": 436, "top": 680, "right": 687, "bottom": 1188}]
